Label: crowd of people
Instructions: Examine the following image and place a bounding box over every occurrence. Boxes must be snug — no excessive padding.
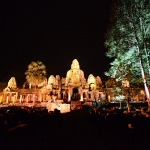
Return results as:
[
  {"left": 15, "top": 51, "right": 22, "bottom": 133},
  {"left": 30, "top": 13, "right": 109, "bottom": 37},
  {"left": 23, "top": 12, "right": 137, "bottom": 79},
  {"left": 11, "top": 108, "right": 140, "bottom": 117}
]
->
[
  {"left": 0, "top": 104, "right": 150, "bottom": 149},
  {"left": 0, "top": 106, "right": 57, "bottom": 133}
]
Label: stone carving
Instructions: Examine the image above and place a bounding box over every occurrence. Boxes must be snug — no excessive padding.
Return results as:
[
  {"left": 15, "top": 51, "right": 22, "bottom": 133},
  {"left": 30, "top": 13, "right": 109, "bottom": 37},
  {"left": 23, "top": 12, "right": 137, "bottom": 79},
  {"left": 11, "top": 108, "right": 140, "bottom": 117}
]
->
[
  {"left": 4, "top": 77, "right": 17, "bottom": 92},
  {"left": 122, "top": 78, "right": 130, "bottom": 87},
  {"left": 56, "top": 75, "right": 60, "bottom": 81},
  {"left": 87, "top": 74, "right": 96, "bottom": 90},
  {"left": 87, "top": 74, "right": 96, "bottom": 85},
  {"left": 65, "top": 59, "right": 86, "bottom": 87},
  {"left": 8, "top": 77, "right": 17, "bottom": 89},
  {"left": 55, "top": 75, "right": 60, "bottom": 86},
  {"left": 61, "top": 77, "right": 66, "bottom": 85},
  {"left": 47, "top": 75, "right": 60, "bottom": 89},
  {"left": 47, "top": 75, "right": 56, "bottom": 90},
  {"left": 48, "top": 75, "right": 56, "bottom": 85},
  {"left": 2, "top": 58, "right": 105, "bottom": 103},
  {"left": 96, "top": 76, "right": 102, "bottom": 87}
]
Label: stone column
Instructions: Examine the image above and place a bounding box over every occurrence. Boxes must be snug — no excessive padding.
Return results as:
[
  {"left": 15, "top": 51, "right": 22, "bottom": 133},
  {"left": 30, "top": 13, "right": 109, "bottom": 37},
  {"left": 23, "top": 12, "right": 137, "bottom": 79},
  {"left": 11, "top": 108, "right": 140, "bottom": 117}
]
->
[
  {"left": 57, "top": 91, "right": 61, "bottom": 100},
  {"left": 41, "top": 94, "right": 44, "bottom": 101},
  {"left": 45, "top": 94, "right": 48, "bottom": 101},
  {"left": 26, "top": 94, "right": 29, "bottom": 103},
  {"left": 63, "top": 91, "right": 66, "bottom": 100},
  {"left": 6, "top": 95, "right": 9, "bottom": 103},
  {"left": 85, "top": 92, "right": 88, "bottom": 100},
  {"left": 20, "top": 95, "right": 22, "bottom": 103},
  {"left": 2, "top": 94, "right": 5, "bottom": 103},
  {"left": 80, "top": 91, "right": 83, "bottom": 101},
  {"left": 90, "top": 92, "right": 94, "bottom": 100},
  {"left": 33, "top": 94, "right": 36, "bottom": 106},
  {"left": 67, "top": 87, "right": 72, "bottom": 101},
  {"left": 0, "top": 96, "right": 2, "bottom": 103},
  {"left": 95, "top": 91, "right": 99, "bottom": 101},
  {"left": 68, "top": 92, "right": 71, "bottom": 101},
  {"left": 137, "top": 95, "right": 139, "bottom": 101},
  {"left": 43, "top": 93, "right": 46, "bottom": 101},
  {"left": 9, "top": 94, "right": 11, "bottom": 103},
  {"left": 12, "top": 96, "right": 15, "bottom": 103},
  {"left": 38, "top": 93, "right": 42, "bottom": 102},
  {"left": 16, "top": 92, "right": 18, "bottom": 102}
]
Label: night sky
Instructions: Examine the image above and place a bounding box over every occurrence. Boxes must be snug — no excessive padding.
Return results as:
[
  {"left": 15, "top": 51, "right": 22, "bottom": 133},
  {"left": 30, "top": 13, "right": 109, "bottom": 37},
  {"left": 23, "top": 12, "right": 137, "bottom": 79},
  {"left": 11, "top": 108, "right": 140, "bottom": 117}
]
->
[{"left": 1, "top": 0, "right": 113, "bottom": 87}]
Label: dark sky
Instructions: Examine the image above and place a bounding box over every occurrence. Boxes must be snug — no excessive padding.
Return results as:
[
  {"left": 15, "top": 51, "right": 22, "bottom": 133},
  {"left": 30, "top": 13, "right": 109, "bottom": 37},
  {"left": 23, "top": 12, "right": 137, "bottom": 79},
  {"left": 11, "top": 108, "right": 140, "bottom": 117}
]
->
[{"left": 1, "top": 0, "right": 112, "bottom": 87}]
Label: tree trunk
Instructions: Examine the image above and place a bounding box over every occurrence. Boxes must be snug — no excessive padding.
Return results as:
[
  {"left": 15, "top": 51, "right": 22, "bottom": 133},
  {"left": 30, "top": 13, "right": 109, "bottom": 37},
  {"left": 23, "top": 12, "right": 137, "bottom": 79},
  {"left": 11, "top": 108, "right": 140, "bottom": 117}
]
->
[
  {"left": 138, "top": 51, "right": 150, "bottom": 104},
  {"left": 139, "top": 15, "right": 150, "bottom": 77},
  {"left": 138, "top": 49, "right": 150, "bottom": 111},
  {"left": 132, "top": 18, "right": 150, "bottom": 108},
  {"left": 126, "top": 101, "right": 130, "bottom": 113}
]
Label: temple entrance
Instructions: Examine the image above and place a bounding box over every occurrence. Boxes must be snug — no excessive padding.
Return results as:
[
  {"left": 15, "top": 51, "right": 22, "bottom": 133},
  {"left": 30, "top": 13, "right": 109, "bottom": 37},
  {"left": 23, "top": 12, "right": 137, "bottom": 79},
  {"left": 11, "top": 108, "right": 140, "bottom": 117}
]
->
[
  {"left": 83, "top": 92, "right": 86, "bottom": 100},
  {"left": 71, "top": 88, "right": 80, "bottom": 100},
  {"left": 73, "top": 88, "right": 78, "bottom": 94}
]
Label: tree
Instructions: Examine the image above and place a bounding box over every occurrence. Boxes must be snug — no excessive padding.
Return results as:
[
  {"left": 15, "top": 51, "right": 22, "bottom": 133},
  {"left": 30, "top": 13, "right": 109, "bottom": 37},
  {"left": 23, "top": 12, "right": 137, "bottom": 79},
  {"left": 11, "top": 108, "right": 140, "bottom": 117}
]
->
[
  {"left": 105, "top": 0, "right": 150, "bottom": 103},
  {"left": 105, "top": 50, "right": 143, "bottom": 87},
  {"left": 25, "top": 61, "right": 47, "bottom": 88},
  {"left": 105, "top": 78, "right": 118, "bottom": 88}
]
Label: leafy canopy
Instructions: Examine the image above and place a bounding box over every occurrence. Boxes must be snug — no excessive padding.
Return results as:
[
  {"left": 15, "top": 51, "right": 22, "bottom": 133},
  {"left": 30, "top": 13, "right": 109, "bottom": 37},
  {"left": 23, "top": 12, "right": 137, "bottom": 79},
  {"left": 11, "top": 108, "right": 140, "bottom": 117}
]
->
[
  {"left": 105, "top": 0, "right": 150, "bottom": 87},
  {"left": 25, "top": 61, "right": 47, "bottom": 86}
]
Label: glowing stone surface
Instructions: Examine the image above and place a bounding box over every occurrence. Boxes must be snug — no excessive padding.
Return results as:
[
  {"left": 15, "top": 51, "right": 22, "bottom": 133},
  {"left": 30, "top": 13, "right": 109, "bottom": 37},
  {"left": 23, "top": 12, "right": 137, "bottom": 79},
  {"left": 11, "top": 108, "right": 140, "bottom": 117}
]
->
[{"left": 65, "top": 59, "right": 85, "bottom": 87}]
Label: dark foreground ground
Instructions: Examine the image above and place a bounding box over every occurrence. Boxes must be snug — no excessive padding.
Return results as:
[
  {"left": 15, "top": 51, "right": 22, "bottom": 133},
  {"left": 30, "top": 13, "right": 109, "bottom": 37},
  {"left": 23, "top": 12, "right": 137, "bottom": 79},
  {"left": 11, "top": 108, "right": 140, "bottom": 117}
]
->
[{"left": 0, "top": 107, "right": 150, "bottom": 150}]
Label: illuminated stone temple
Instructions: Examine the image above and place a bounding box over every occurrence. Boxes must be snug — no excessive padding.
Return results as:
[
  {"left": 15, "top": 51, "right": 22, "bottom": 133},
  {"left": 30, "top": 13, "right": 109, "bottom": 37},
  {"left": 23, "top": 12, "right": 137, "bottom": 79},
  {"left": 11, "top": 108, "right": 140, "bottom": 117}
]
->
[
  {"left": 0, "top": 59, "right": 146, "bottom": 109},
  {"left": 1, "top": 59, "right": 103, "bottom": 104},
  {"left": 64, "top": 59, "right": 102, "bottom": 101}
]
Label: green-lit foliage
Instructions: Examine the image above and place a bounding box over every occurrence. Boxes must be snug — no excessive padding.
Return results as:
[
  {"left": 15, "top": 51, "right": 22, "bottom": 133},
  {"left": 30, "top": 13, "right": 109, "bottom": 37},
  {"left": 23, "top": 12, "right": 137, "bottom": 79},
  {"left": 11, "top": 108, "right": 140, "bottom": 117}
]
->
[
  {"left": 111, "top": 87, "right": 125, "bottom": 100},
  {"left": 25, "top": 61, "right": 47, "bottom": 87},
  {"left": 105, "top": 0, "right": 150, "bottom": 87}
]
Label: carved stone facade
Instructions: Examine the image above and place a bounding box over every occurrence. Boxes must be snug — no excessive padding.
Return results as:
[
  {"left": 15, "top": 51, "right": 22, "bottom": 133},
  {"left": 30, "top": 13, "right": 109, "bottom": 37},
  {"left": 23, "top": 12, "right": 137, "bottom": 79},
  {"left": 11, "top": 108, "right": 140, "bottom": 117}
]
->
[
  {"left": 2, "top": 59, "right": 145, "bottom": 104},
  {"left": 65, "top": 59, "right": 86, "bottom": 87},
  {"left": 63, "top": 59, "right": 102, "bottom": 101},
  {"left": 1, "top": 59, "right": 104, "bottom": 103}
]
